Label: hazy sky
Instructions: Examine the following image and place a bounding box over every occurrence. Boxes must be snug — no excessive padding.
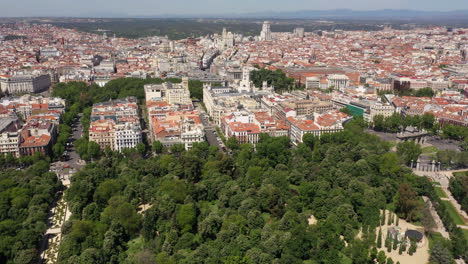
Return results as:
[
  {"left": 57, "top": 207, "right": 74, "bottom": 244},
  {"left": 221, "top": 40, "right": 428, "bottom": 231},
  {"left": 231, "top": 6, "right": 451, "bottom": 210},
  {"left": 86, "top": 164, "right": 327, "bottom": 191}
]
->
[{"left": 1, "top": 0, "right": 468, "bottom": 17}]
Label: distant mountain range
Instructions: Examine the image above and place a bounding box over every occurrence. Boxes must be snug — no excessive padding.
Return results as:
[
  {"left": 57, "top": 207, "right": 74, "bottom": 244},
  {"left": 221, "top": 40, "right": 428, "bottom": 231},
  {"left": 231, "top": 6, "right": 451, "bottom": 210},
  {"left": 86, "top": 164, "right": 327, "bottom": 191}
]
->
[
  {"left": 9, "top": 9, "right": 468, "bottom": 21},
  {"left": 222, "top": 9, "right": 468, "bottom": 20},
  {"left": 148, "top": 9, "right": 468, "bottom": 21}
]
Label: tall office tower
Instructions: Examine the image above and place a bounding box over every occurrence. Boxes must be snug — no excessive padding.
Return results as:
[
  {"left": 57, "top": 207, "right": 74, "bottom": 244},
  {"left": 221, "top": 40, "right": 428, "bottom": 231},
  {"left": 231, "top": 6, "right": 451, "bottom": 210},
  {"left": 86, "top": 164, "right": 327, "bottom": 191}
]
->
[
  {"left": 294, "top": 27, "right": 305, "bottom": 38},
  {"left": 260, "top": 21, "right": 272, "bottom": 41}
]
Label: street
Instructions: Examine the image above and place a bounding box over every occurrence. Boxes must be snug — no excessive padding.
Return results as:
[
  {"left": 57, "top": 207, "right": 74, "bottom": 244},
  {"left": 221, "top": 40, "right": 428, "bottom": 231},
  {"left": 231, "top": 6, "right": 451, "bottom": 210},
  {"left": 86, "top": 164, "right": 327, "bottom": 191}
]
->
[
  {"left": 67, "top": 114, "right": 86, "bottom": 170},
  {"left": 193, "top": 101, "right": 226, "bottom": 152},
  {"left": 39, "top": 115, "right": 84, "bottom": 264},
  {"left": 50, "top": 114, "right": 85, "bottom": 186}
]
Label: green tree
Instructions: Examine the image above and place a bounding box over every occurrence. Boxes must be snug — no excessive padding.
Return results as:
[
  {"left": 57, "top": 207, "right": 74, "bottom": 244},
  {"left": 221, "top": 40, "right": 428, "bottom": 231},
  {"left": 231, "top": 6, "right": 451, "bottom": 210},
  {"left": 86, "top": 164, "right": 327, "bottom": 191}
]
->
[
  {"left": 421, "top": 113, "right": 435, "bottom": 130},
  {"left": 152, "top": 140, "right": 165, "bottom": 154},
  {"left": 396, "top": 183, "right": 421, "bottom": 221},
  {"left": 226, "top": 136, "right": 239, "bottom": 150},
  {"left": 415, "top": 87, "right": 435, "bottom": 98},
  {"left": 188, "top": 80, "right": 203, "bottom": 100},
  {"left": 373, "top": 115, "right": 385, "bottom": 131},
  {"left": 177, "top": 203, "right": 196, "bottom": 234},
  {"left": 136, "top": 142, "right": 146, "bottom": 156},
  {"left": 170, "top": 143, "right": 185, "bottom": 155},
  {"left": 396, "top": 140, "right": 422, "bottom": 165},
  {"left": 377, "top": 250, "right": 387, "bottom": 264},
  {"left": 14, "top": 249, "right": 39, "bottom": 264},
  {"left": 101, "top": 197, "right": 142, "bottom": 235},
  {"left": 408, "top": 240, "right": 417, "bottom": 256},
  {"left": 302, "top": 133, "right": 317, "bottom": 149},
  {"left": 430, "top": 242, "right": 454, "bottom": 264},
  {"left": 392, "top": 236, "right": 398, "bottom": 250},
  {"left": 379, "top": 153, "right": 400, "bottom": 176},
  {"left": 53, "top": 143, "right": 65, "bottom": 159},
  {"left": 385, "top": 230, "right": 392, "bottom": 252},
  {"left": 377, "top": 228, "right": 382, "bottom": 248},
  {"left": 87, "top": 141, "right": 102, "bottom": 160}
]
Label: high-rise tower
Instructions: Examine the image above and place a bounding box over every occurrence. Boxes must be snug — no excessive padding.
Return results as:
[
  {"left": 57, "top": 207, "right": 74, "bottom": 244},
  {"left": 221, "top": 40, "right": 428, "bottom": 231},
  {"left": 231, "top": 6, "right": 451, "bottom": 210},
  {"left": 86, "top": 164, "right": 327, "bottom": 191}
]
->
[{"left": 259, "top": 21, "right": 272, "bottom": 41}]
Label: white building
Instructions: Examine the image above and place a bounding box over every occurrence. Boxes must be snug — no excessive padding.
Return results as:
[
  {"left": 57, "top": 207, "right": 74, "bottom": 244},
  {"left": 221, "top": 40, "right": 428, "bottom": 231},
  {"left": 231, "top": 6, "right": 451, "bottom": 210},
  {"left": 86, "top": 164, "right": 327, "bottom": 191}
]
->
[
  {"left": 306, "top": 77, "right": 320, "bottom": 89},
  {"left": 0, "top": 117, "right": 21, "bottom": 157},
  {"left": 370, "top": 103, "right": 395, "bottom": 121},
  {"left": 238, "top": 67, "right": 254, "bottom": 93},
  {"left": 180, "top": 119, "right": 205, "bottom": 150},
  {"left": 327, "top": 74, "right": 349, "bottom": 90},
  {"left": 294, "top": 27, "right": 305, "bottom": 38},
  {"left": 219, "top": 28, "right": 235, "bottom": 50},
  {"left": 40, "top": 47, "right": 60, "bottom": 57},
  {"left": 144, "top": 78, "right": 191, "bottom": 105},
  {"left": 260, "top": 21, "right": 272, "bottom": 41},
  {"left": 0, "top": 74, "right": 51, "bottom": 94},
  {"left": 0, "top": 131, "right": 19, "bottom": 157},
  {"left": 114, "top": 122, "right": 142, "bottom": 152},
  {"left": 287, "top": 110, "right": 350, "bottom": 145},
  {"left": 95, "top": 60, "right": 116, "bottom": 73},
  {"left": 167, "top": 80, "right": 192, "bottom": 105}
]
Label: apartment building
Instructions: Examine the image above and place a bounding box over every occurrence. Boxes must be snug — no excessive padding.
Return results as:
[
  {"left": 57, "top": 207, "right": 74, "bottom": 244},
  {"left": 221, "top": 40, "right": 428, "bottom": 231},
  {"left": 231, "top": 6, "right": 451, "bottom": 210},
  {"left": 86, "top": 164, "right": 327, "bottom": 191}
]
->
[
  {"left": 19, "top": 119, "right": 57, "bottom": 157},
  {"left": 225, "top": 122, "right": 261, "bottom": 145},
  {"left": 327, "top": 74, "right": 350, "bottom": 90},
  {"left": 89, "top": 97, "right": 141, "bottom": 151},
  {"left": 288, "top": 110, "right": 350, "bottom": 145},
  {"left": 89, "top": 119, "right": 116, "bottom": 151},
  {"left": 370, "top": 103, "right": 395, "bottom": 120},
  {"left": 115, "top": 121, "right": 142, "bottom": 152},
  {"left": 305, "top": 77, "right": 320, "bottom": 89},
  {"left": 0, "top": 117, "right": 22, "bottom": 157},
  {"left": 0, "top": 74, "right": 51, "bottom": 94},
  {"left": 144, "top": 78, "right": 191, "bottom": 106},
  {"left": 40, "top": 47, "right": 60, "bottom": 57},
  {"left": 151, "top": 111, "right": 204, "bottom": 150}
]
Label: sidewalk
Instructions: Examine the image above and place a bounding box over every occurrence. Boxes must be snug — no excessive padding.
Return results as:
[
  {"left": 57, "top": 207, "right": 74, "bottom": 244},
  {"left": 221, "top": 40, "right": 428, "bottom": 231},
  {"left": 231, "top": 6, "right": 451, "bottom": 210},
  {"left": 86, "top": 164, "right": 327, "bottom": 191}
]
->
[
  {"left": 423, "top": 196, "right": 450, "bottom": 239},
  {"left": 441, "top": 187, "right": 468, "bottom": 227}
]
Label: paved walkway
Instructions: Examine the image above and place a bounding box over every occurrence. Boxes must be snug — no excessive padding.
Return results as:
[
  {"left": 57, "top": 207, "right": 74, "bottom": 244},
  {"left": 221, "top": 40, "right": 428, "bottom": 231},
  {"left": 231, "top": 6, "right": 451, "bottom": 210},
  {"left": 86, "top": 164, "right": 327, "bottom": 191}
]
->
[
  {"left": 414, "top": 169, "right": 468, "bottom": 232},
  {"left": 423, "top": 196, "right": 450, "bottom": 239},
  {"left": 441, "top": 183, "right": 468, "bottom": 225},
  {"left": 38, "top": 117, "right": 83, "bottom": 264},
  {"left": 45, "top": 228, "right": 61, "bottom": 235}
]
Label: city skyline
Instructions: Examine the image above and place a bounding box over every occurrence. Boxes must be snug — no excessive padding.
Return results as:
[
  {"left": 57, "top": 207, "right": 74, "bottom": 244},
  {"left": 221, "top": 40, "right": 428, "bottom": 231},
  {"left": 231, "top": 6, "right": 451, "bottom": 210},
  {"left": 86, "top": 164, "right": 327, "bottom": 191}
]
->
[{"left": 1, "top": 0, "right": 468, "bottom": 17}]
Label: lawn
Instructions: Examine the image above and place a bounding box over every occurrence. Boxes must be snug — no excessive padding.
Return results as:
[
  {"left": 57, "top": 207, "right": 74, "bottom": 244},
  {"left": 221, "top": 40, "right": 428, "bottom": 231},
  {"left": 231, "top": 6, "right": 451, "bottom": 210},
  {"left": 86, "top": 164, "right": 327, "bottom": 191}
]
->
[
  {"left": 463, "top": 229, "right": 468, "bottom": 242},
  {"left": 126, "top": 236, "right": 144, "bottom": 257},
  {"left": 434, "top": 187, "right": 447, "bottom": 198},
  {"left": 428, "top": 232, "right": 445, "bottom": 250},
  {"left": 422, "top": 146, "right": 439, "bottom": 154},
  {"left": 440, "top": 200, "right": 466, "bottom": 225},
  {"left": 453, "top": 171, "right": 468, "bottom": 177}
]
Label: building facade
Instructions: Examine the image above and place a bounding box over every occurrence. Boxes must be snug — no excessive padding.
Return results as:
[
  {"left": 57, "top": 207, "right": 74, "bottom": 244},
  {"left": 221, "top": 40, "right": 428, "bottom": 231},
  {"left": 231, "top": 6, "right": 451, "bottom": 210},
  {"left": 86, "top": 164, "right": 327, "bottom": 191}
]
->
[
  {"left": 0, "top": 74, "right": 51, "bottom": 94},
  {"left": 260, "top": 21, "right": 272, "bottom": 41}
]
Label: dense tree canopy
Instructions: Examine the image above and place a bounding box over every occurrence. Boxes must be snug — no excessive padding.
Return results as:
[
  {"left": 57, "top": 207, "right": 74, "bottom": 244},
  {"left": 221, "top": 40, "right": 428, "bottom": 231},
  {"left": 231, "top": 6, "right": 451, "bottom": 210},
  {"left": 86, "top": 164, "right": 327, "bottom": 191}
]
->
[
  {"left": 396, "top": 140, "right": 422, "bottom": 165},
  {"left": 372, "top": 113, "right": 437, "bottom": 134},
  {"left": 54, "top": 120, "right": 466, "bottom": 264},
  {"left": 250, "top": 68, "right": 296, "bottom": 93},
  {"left": 450, "top": 172, "right": 468, "bottom": 214},
  {"left": 0, "top": 158, "right": 62, "bottom": 263}
]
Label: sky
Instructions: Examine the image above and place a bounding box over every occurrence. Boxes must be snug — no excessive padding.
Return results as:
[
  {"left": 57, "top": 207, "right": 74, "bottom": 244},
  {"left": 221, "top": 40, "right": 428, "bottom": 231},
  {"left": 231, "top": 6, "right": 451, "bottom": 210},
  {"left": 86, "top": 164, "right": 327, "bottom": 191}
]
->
[{"left": 1, "top": 0, "right": 468, "bottom": 17}]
